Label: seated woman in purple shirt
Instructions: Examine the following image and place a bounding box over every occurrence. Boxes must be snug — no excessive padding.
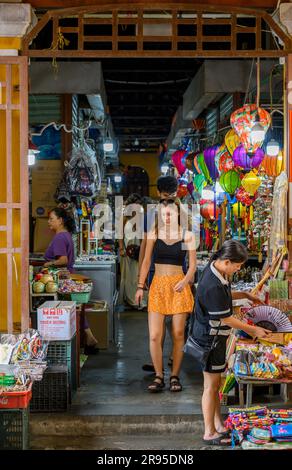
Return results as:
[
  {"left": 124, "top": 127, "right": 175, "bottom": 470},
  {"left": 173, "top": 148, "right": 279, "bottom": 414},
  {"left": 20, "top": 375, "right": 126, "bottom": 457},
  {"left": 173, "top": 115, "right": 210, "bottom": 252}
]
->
[
  {"left": 44, "top": 207, "right": 75, "bottom": 272},
  {"left": 44, "top": 207, "right": 99, "bottom": 354}
]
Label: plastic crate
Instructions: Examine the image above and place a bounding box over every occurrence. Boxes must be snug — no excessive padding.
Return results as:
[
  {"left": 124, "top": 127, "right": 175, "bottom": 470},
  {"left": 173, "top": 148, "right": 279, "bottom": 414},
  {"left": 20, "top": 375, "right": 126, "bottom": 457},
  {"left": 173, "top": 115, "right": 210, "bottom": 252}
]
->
[
  {"left": 46, "top": 335, "right": 77, "bottom": 399},
  {"left": 30, "top": 365, "right": 68, "bottom": 413},
  {"left": 0, "top": 384, "right": 32, "bottom": 410},
  {"left": 70, "top": 292, "right": 91, "bottom": 304},
  {"left": 0, "top": 408, "right": 29, "bottom": 450}
]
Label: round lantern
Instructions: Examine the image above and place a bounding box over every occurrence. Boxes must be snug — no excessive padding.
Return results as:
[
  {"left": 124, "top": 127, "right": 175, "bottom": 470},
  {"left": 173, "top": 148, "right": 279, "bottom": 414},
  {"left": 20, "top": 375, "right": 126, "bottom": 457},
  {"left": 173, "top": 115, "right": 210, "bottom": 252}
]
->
[
  {"left": 219, "top": 170, "right": 241, "bottom": 194},
  {"left": 225, "top": 129, "right": 241, "bottom": 156},
  {"left": 233, "top": 145, "right": 264, "bottom": 170},
  {"left": 241, "top": 171, "right": 261, "bottom": 196},
  {"left": 200, "top": 201, "right": 220, "bottom": 221},
  {"left": 177, "top": 183, "right": 188, "bottom": 199},
  {"left": 203, "top": 145, "right": 219, "bottom": 181},
  {"left": 197, "top": 152, "right": 211, "bottom": 183},
  {"left": 171, "top": 149, "right": 187, "bottom": 176},
  {"left": 230, "top": 104, "right": 271, "bottom": 154},
  {"left": 236, "top": 187, "right": 256, "bottom": 206},
  {"left": 215, "top": 144, "right": 228, "bottom": 171},
  {"left": 261, "top": 151, "right": 283, "bottom": 177},
  {"left": 219, "top": 152, "right": 234, "bottom": 173}
]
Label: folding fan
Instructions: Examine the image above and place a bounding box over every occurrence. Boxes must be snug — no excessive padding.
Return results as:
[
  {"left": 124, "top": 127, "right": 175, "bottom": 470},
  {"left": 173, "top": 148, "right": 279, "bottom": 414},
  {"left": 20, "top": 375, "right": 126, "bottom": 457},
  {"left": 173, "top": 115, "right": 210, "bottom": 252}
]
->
[{"left": 243, "top": 305, "right": 292, "bottom": 332}]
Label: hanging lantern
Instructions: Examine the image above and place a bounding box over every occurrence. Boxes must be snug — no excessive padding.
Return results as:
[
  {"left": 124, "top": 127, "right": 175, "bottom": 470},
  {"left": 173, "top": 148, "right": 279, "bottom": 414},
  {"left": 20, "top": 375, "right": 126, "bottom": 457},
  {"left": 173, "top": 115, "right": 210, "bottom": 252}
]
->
[
  {"left": 233, "top": 145, "right": 264, "bottom": 170},
  {"left": 171, "top": 149, "right": 187, "bottom": 176},
  {"left": 200, "top": 201, "right": 220, "bottom": 221},
  {"left": 197, "top": 152, "right": 212, "bottom": 183},
  {"left": 219, "top": 170, "right": 241, "bottom": 194},
  {"left": 230, "top": 104, "right": 271, "bottom": 154},
  {"left": 232, "top": 202, "right": 246, "bottom": 219},
  {"left": 177, "top": 183, "right": 188, "bottom": 199},
  {"left": 193, "top": 173, "right": 206, "bottom": 194},
  {"left": 219, "top": 152, "right": 234, "bottom": 173},
  {"left": 236, "top": 187, "right": 256, "bottom": 206},
  {"left": 241, "top": 171, "right": 261, "bottom": 196},
  {"left": 215, "top": 144, "right": 228, "bottom": 172},
  {"left": 225, "top": 129, "right": 241, "bottom": 156},
  {"left": 261, "top": 151, "right": 283, "bottom": 177},
  {"left": 203, "top": 146, "right": 219, "bottom": 181}
]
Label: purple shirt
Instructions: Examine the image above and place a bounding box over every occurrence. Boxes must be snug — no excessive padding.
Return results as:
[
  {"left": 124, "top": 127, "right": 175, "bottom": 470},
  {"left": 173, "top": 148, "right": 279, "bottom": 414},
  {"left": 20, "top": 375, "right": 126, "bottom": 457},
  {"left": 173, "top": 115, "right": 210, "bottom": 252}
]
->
[{"left": 44, "top": 232, "right": 75, "bottom": 272}]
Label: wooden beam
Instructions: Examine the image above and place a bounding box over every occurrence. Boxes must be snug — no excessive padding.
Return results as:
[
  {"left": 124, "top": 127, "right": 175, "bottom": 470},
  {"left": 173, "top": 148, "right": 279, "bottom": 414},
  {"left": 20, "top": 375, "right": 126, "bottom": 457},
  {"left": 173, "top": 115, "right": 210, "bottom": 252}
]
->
[{"left": 26, "top": 49, "right": 288, "bottom": 58}]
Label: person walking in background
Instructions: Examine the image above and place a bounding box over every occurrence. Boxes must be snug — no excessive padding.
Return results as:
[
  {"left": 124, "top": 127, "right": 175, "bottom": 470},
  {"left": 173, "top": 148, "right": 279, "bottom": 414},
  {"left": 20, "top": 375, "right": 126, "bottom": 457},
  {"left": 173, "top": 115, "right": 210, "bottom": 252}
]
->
[
  {"left": 190, "top": 240, "right": 271, "bottom": 446},
  {"left": 136, "top": 199, "right": 196, "bottom": 393},
  {"left": 138, "top": 176, "right": 179, "bottom": 373},
  {"left": 118, "top": 193, "right": 147, "bottom": 309}
]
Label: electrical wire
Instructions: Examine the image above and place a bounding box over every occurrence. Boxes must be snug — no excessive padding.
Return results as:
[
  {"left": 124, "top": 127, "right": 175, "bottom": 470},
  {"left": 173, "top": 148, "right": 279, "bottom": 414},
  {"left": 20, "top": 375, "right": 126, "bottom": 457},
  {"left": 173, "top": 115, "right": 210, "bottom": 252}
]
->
[
  {"left": 30, "top": 119, "right": 93, "bottom": 137},
  {"left": 105, "top": 78, "right": 190, "bottom": 86}
]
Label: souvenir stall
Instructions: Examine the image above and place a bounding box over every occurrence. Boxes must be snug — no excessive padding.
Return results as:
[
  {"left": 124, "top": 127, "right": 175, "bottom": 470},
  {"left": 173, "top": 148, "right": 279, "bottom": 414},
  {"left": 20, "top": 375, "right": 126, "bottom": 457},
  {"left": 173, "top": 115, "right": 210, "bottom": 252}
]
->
[{"left": 170, "top": 101, "right": 285, "bottom": 280}]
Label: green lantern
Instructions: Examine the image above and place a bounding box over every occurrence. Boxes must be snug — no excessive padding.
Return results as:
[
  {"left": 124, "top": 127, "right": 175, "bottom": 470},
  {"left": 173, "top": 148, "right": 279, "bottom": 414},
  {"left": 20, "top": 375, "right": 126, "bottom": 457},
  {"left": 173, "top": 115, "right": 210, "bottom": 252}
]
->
[
  {"left": 219, "top": 170, "right": 241, "bottom": 194},
  {"left": 197, "top": 152, "right": 212, "bottom": 184},
  {"left": 193, "top": 173, "right": 206, "bottom": 195}
]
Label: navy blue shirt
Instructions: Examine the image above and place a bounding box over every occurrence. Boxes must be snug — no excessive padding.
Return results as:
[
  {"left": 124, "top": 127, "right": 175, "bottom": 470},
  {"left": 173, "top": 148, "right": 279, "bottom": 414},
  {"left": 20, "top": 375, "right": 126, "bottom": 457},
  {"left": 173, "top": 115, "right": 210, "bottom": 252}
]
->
[{"left": 192, "top": 262, "right": 232, "bottom": 346}]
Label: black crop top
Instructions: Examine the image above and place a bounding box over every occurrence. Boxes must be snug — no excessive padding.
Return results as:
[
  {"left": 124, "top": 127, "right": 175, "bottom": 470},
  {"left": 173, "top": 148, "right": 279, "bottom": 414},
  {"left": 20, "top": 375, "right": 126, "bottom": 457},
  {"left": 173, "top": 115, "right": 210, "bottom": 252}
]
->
[{"left": 152, "top": 232, "right": 187, "bottom": 266}]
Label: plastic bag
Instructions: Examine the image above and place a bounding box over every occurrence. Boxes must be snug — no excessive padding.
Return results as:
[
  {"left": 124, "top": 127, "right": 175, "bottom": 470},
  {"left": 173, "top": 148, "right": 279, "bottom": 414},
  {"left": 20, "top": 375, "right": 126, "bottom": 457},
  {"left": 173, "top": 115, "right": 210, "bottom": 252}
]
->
[{"left": 66, "top": 143, "right": 100, "bottom": 197}]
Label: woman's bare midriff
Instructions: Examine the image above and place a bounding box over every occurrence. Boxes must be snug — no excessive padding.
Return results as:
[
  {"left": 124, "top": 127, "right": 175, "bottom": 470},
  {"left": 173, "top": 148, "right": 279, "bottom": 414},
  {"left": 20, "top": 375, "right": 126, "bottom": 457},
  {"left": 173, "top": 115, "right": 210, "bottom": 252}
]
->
[{"left": 154, "top": 263, "right": 184, "bottom": 276}]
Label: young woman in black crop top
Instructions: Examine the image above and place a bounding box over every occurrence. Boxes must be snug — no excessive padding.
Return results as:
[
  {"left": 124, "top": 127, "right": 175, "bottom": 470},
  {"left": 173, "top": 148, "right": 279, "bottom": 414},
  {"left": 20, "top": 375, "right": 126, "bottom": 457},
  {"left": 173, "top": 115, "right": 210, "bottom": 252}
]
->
[{"left": 136, "top": 199, "right": 196, "bottom": 393}]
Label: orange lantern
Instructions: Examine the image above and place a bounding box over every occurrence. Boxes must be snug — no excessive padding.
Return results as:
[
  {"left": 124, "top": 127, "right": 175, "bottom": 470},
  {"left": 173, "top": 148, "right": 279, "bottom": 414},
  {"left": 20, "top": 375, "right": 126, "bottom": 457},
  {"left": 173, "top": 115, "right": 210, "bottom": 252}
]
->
[
  {"left": 261, "top": 151, "right": 283, "bottom": 177},
  {"left": 200, "top": 201, "right": 220, "bottom": 221}
]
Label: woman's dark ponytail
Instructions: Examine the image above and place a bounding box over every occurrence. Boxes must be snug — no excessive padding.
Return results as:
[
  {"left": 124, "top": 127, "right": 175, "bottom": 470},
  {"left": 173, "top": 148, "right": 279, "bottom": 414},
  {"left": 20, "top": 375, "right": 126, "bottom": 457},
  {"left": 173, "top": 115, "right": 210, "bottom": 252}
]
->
[
  {"left": 51, "top": 207, "right": 76, "bottom": 233},
  {"left": 210, "top": 239, "right": 248, "bottom": 264}
]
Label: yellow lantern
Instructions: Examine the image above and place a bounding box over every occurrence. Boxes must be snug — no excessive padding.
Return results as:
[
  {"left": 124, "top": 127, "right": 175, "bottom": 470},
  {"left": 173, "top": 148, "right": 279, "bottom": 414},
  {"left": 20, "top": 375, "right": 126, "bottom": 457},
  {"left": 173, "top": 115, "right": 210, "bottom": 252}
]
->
[
  {"left": 241, "top": 171, "right": 261, "bottom": 196},
  {"left": 225, "top": 129, "right": 241, "bottom": 156},
  {"left": 232, "top": 202, "right": 246, "bottom": 219}
]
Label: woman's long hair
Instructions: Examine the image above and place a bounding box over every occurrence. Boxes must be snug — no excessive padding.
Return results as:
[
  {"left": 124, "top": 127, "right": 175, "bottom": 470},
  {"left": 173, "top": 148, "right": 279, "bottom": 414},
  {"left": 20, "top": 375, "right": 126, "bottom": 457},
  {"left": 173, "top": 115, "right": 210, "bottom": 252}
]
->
[
  {"left": 51, "top": 207, "right": 76, "bottom": 233},
  {"left": 153, "top": 198, "right": 191, "bottom": 238},
  {"left": 210, "top": 239, "right": 248, "bottom": 264}
]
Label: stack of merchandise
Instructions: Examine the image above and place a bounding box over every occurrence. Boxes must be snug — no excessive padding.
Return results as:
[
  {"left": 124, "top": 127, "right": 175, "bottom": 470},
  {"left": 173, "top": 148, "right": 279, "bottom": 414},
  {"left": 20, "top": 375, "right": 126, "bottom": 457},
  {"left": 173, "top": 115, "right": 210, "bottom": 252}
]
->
[
  {"left": 232, "top": 338, "right": 292, "bottom": 381},
  {"left": 248, "top": 176, "right": 273, "bottom": 255},
  {"left": 225, "top": 407, "right": 292, "bottom": 449},
  {"left": 58, "top": 279, "right": 92, "bottom": 294}
]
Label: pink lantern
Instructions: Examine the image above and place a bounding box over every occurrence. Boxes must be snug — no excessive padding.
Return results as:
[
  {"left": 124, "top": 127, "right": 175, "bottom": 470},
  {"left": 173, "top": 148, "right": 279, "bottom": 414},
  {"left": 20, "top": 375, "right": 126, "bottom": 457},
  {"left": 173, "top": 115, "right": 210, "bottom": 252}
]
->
[
  {"left": 171, "top": 149, "right": 187, "bottom": 176},
  {"left": 236, "top": 187, "right": 256, "bottom": 206},
  {"left": 233, "top": 145, "right": 264, "bottom": 170},
  {"left": 230, "top": 104, "right": 271, "bottom": 154}
]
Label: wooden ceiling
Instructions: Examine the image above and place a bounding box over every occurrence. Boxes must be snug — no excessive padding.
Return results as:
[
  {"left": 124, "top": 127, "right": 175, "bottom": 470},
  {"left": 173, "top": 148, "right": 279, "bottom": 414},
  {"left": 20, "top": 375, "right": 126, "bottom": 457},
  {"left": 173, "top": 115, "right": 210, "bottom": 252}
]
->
[{"left": 27, "top": 0, "right": 279, "bottom": 9}]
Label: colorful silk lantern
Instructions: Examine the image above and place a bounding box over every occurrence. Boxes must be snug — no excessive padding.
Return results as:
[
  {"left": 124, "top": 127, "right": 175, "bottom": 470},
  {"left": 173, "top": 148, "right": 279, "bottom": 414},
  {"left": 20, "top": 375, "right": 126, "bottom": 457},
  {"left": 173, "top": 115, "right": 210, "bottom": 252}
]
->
[
  {"left": 219, "top": 152, "right": 234, "bottom": 173},
  {"left": 241, "top": 171, "right": 261, "bottom": 196},
  {"left": 197, "top": 152, "right": 212, "bottom": 183},
  {"left": 232, "top": 202, "right": 246, "bottom": 219},
  {"left": 177, "top": 183, "right": 188, "bottom": 199},
  {"left": 193, "top": 173, "right": 206, "bottom": 194},
  {"left": 203, "top": 146, "right": 219, "bottom": 181},
  {"left": 215, "top": 144, "right": 228, "bottom": 172},
  {"left": 261, "top": 151, "right": 284, "bottom": 177},
  {"left": 236, "top": 187, "right": 256, "bottom": 206},
  {"left": 219, "top": 170, "right": 241, "bottom": 194},
  {"left": 233, "top": 145, "right": 264, "bottom": 170},
  {"left": 200, "top": 201, "right": 220, "bottom": 221},
  {"left": 171, "top": 149, "right": 187, "bottom": 176},
  {"left": 225, "top": 129, "right": 241, "bottom": 156},
  {"left": 230, "top": 104, "right": 271, "bottom": 154}
]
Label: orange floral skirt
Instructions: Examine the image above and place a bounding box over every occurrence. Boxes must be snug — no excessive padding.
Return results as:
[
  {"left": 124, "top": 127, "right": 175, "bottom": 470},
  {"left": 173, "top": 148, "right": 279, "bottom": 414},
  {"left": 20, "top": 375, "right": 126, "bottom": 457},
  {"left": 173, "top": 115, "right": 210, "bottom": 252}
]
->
[{"left": 148, "top": 274, "right": 194, "bottom": 315}]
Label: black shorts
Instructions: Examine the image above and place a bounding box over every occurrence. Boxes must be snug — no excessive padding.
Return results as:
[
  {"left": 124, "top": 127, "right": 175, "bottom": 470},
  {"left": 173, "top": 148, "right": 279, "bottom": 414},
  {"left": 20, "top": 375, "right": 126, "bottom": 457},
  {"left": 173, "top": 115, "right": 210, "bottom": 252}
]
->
[{"left": 203, "top": 338, "right": 227, "bottom": 374}]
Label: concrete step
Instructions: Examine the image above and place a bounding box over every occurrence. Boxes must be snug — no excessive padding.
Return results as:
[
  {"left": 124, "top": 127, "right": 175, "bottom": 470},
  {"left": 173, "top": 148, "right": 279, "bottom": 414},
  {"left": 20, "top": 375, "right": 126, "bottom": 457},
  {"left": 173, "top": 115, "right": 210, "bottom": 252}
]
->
[
  {"left": 30, "top": 414, "right": 205, "bottom": 437},
  {"left": 30, "top": 432, "right": 229, "bottom": 451}
]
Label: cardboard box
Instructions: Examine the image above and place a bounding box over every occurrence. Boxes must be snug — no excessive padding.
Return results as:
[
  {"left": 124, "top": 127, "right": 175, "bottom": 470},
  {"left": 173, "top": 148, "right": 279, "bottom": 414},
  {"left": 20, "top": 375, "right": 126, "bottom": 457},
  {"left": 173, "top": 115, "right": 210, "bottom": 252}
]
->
[
  {"left": 33, "top": 217, "right": 54, "bottom": 253},
  {"left": 37, "top": 301, "right": 76, "bottom": 340},
  {"left": 85, "top": 301, "right": 109, "bottom": 349},
  {"left": 32, "top": 160, "right": 63, "bottom": 217}
]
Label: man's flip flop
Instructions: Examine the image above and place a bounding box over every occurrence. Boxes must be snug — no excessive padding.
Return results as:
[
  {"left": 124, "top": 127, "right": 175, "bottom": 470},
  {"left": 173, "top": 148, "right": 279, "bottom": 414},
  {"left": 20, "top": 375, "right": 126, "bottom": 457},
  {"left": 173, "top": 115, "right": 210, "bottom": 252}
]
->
[{"left": 202, "top": 436, "right": 231, "bottom": 447}]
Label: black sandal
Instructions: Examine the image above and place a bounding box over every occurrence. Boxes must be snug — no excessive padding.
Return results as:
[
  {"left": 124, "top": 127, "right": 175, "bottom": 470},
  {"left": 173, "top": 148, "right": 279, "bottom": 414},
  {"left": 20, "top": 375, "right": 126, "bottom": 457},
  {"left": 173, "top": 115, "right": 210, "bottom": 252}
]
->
[
  {"left": 202, "top": 436, "right": 231, "bottom": 447},
  {"left": 147, "top": 376, "right": 165, "bottom": 393},
  {"left": 169, "top": 375, "right": 182, "bottom": 392}
]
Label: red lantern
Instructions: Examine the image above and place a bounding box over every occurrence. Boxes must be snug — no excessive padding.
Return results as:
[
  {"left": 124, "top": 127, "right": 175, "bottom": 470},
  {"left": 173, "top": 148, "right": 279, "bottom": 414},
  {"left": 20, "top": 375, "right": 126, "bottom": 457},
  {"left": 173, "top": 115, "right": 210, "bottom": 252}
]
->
[
  {"left": 236, "top": 187, "right": 256, "bottom": 206},
  {"left": 200, "top": 201, "right": 220, "bottom": 220},
  {"left": 219, "top": 152, "right": 234, "bottom": 173},
  {"left": 177, "top": 184, "right": 188, "bottom": 199}
]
